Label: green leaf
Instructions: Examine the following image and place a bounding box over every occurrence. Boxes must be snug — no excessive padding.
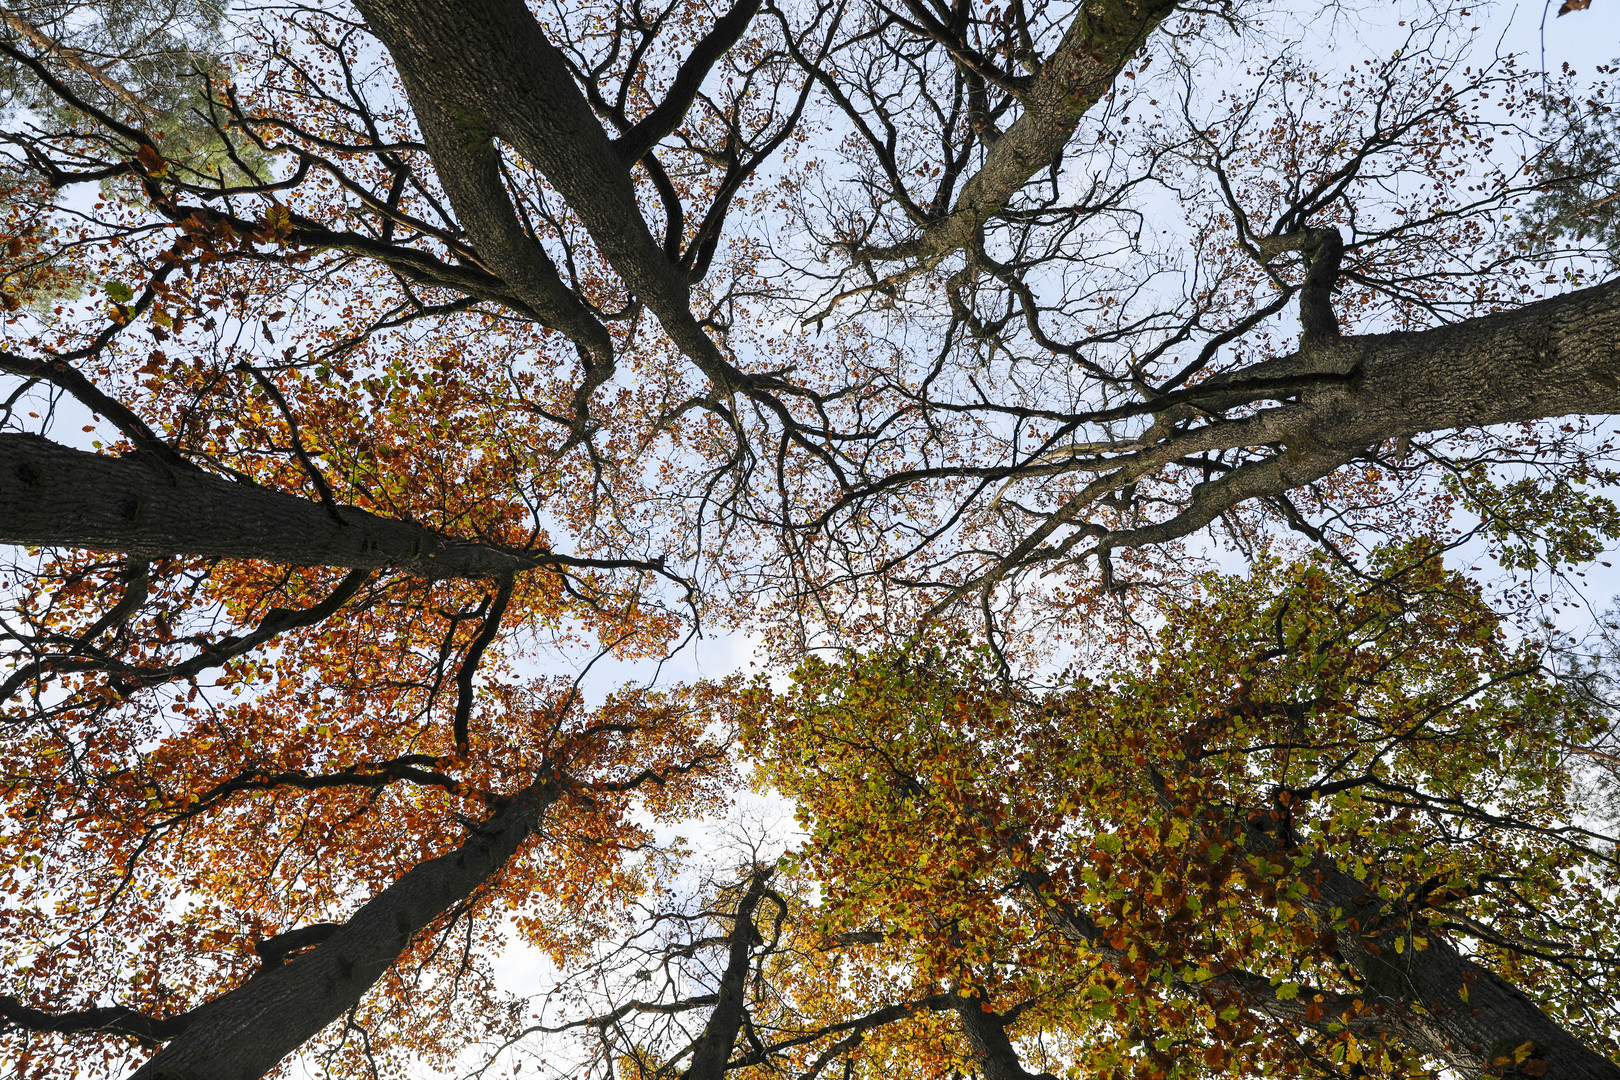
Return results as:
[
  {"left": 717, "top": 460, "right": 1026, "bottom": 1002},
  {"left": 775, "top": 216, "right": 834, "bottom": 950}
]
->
[{"left": 105, "top": 280, "right": 135, "bottom": 303}]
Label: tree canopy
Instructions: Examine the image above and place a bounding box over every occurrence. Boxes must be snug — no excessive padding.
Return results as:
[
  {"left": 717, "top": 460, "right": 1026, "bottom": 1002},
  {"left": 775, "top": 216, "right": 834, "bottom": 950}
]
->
[{"left": 1, "top": 0, "right": 1619, "bottom": 1077}]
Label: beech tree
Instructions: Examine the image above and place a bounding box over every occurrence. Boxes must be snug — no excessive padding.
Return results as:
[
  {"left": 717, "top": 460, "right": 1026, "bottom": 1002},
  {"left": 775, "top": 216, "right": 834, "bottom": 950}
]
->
[
  {"left": 2, "top": 0, "right": 1620, "bottom": 1076},
  {"left": 745, "top": 548, "right": 1620, "bottom": 1080}
]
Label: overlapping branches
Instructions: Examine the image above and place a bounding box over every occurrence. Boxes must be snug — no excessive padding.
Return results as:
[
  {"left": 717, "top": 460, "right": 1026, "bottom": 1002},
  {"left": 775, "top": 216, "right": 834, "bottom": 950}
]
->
[{"left": 4, "top": 0, "right": 1620, "bottom": 1077}]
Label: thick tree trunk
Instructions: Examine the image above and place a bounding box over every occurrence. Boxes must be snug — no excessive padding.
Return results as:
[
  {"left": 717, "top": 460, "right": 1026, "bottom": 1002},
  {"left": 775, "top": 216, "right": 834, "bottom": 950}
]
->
[
  {"left": 1307, "top": 852, "right": 1620, "bottom": 1080},
  {"left": 952, "top": 995, "right": 1056, "bottom": 1080},
  {"left": 1025, "top": 847, "right": 1620, "bottom": 1080},
  {"left": 1315, "top": 271, "right": 1620, "bottom": 436},
  {"left": 129, "top": 779, "right": 558, "bottom": 1080},
  {"left": 0, "top": 433, "right": 540, "bottom": 578},
  {"left": 353, "top": 0, "right": 764, "bottom": 395},
  {"left": 1067, "top": 273, "right": 1620, "bottom": 559}
]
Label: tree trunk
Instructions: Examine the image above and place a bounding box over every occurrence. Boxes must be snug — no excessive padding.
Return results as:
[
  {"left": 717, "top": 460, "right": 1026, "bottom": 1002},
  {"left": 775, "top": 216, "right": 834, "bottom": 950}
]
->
[
  {"left": 129, "top": 779, "right": 558, "bottom": 1080},
  {"left": 952, "top": 995, "right": 1056, "bottom": 1080},
  {"left": 1024, "top": 844, "right": 1620, "bottom": 1080},
  {"left": 683, "top": 868, "right": 772, "bottom": 1080},
  {"left": 1088, "top": 273, "right": 1620, "bottom": 558},
  {"left": 353, "top": 0, "right": 761, "bottom": 395},
  {"left": 1307, "top": 852, "right": 1620, "bottom": 1080},
  {"left": 856, "top": 0, "right": 1182, "bottom": 268},
  {"left": 0, "top": 433, "right": 540, "bottom": 578}
]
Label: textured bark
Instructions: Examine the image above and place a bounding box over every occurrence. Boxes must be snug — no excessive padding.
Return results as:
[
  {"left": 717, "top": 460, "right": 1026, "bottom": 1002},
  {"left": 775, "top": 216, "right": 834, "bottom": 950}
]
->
[
  {"left": 1256, "top": 228, "right": 1345, "bottom": 346},
  {"left": 251, "top": 923, "right": 342, "bottom": 969},
  {"left": 354, "top": 0, "right": 755, "bottom": 395},
  {"left": 1029, "top": 861, "right": 1620, "bottom": 1079},
  {"left": 953, "top": 995, "right": 1056, "bottom": 1080},
  {"left": 1109, "top": 272, "right": 1620, "bottom": 552},
  {"left": 129, "top": 780, "right": 558, "bottom": 1080},
  {"left": 973, "top": 272, "right": 1620, "bottom": 584},
  {"left": 370, "top": 79, "right": 617, "bottom": 362},
  {"left": 857, "top": 0, "right": 1181, "bottom": 267},
  {"left": 1301, "top": 845, "right": 1620, "bottom": 1080},
  {"left": 0, "top": 433, "right": 543, "bottom": 578}
]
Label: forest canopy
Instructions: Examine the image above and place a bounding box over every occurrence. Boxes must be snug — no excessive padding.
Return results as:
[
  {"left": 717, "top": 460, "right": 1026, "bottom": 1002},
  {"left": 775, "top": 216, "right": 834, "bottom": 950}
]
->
[{"left": 1, "top": 0, "right": 1620, "bottom": 1077}]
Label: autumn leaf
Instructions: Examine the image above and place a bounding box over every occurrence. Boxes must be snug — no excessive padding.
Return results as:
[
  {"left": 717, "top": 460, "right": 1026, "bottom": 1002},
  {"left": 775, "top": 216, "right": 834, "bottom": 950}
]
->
[{"left": 135, "top": 143, "right": 169, "bottom": 177}]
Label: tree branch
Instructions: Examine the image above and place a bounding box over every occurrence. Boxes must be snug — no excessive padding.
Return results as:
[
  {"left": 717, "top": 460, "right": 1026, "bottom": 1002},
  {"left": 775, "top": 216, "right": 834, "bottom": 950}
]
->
[
  {"left": 853, "top": 0, "right": 1180, "bottom": 270},
  {"left": 1, "top": 433, "right": 556, "bottom": 579},
  {"left": 130, "top": 776, "right": 561, "bottom": 1079}
]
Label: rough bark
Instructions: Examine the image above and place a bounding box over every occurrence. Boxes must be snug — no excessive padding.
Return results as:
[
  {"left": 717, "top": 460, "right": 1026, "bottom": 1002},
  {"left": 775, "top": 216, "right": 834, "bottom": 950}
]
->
[
  {"left": 364, "top": 74, "right": 618, "bottom": 363},
  {"left": 129, "top": 779, "right": 558, "bottom": 1080},
  {"left": 1112, "top": 271, "right": 1620, "bottom": 551},
  {"left": 252, "top": 923, "right": 342, "bottom": 969},
  {"left": 1256, "top": 228, "right": 1345, "bottom": 346},
  {"left": 952, "top": 995, "right": 1057, "bottom": 1080},
  {"left": 1021, "top": 810, "right": 1620, "bottom": 1080},
  {"left": 0, "top": 433, "right": 543, "bottom": 578},
  {"left": 1301, "top": 841, "right": 1620, "bottom": 1080},
  {"left": 856, "top": 0, "right": 1181, "bottom": 268},
  {"left": 977, "top": 272, "right": 1620, "bottom": 585},
  {"left": 353, "top": 0, "right": 757, "bottom": 395}
]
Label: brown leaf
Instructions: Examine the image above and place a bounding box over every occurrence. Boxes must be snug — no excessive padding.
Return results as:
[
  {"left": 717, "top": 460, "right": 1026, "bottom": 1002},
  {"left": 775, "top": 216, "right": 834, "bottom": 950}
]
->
[{"left": 135, "top": 143, "right": 169, "bottom": 177}]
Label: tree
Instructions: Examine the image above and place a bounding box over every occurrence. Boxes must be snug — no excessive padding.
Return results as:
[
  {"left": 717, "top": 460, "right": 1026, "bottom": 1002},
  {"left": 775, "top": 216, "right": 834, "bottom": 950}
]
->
[
  {"left": 2, "top": 0, "right": 1620, "bottom": 1075},
  {"left": 1520, "top": 62, "right": 1620, "bottom": 265},
  {"left": 479, "top": 857, "right": 971, "bottom": 1080},
  {"left": 745, "top": 547, "right": 1620, "bottom": 1079}
]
